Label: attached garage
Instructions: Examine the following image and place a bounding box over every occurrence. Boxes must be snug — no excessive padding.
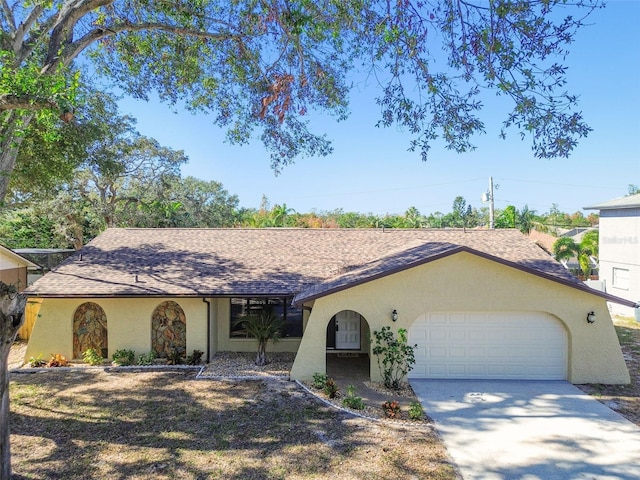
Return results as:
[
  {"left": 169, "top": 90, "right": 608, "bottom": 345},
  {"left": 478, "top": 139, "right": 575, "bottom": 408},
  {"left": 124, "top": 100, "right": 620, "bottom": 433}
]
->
[{"left": 409, "top": 312, "right": 568, "bottom": 380}]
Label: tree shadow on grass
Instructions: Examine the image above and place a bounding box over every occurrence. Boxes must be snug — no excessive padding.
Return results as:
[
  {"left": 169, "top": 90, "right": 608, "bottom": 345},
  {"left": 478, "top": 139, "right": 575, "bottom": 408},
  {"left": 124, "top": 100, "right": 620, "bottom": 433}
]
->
[{"left": 10, "top": 370, "right": 421, "bottom": 480}]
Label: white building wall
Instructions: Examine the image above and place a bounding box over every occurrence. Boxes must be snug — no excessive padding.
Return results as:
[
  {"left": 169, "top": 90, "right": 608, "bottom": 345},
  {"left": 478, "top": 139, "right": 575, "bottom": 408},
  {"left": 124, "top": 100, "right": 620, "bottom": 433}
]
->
[{"left": 599, "top": 208, "right": 640, "bottom": 317}]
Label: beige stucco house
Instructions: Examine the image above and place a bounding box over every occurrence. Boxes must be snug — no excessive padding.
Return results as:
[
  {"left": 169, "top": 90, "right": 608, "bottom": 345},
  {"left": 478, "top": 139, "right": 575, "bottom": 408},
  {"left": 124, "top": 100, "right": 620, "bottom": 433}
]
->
[{"left": 24, "top": 228, "right": 636, "bottom": 384}]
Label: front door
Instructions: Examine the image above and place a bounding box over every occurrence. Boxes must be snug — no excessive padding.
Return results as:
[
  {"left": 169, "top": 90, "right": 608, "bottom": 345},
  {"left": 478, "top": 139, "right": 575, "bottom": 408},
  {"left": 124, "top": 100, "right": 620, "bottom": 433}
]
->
[{"left": 335, "top": 310, "right": 361, "bottom": 350}]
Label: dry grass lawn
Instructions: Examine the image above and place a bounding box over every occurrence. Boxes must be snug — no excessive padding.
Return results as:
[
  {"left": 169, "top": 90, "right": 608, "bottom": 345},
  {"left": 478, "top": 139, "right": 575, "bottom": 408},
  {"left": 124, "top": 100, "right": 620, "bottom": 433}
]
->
[
  {"left": 7, "top": 315, "right": 638, "bottom": 479},
  {"left": 9, "top": 369, "right": 459, "bottom": 480},
  {"left": 577, "top": 316, "right": 640, "bottom": 426}
]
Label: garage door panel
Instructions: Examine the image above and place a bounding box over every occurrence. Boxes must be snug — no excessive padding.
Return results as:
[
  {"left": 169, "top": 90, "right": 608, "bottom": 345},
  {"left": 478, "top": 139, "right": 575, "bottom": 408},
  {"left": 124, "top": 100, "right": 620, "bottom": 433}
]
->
[{"left": 409, "top": 312, "right": 567, "bottom": 380}]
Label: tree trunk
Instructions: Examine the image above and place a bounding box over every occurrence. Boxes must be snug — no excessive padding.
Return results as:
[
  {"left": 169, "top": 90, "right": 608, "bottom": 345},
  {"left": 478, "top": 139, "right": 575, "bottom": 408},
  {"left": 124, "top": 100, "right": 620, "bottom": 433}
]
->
[
  {"left": 0, "top": 285, "right": 27, "bottom": 480},
  {"left": 0, "top": 112, "right": 34, "bottom": 203},
  {"left": 255, "top": 341, "right": 267, "bottom": 367}
]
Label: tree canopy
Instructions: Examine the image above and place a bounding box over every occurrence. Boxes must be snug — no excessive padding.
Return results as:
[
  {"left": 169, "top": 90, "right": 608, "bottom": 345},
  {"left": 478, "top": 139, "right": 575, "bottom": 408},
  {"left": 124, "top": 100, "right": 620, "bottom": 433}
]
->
[{"left": 1, "top": 0, "right": 599, "bottom": 203}]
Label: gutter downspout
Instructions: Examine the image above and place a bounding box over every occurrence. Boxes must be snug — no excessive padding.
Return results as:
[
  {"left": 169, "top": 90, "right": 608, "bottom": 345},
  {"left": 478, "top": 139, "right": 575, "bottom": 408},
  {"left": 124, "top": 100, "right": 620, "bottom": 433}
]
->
[{"left": 202, "top": 298, "right": 211, "bottom": 362}]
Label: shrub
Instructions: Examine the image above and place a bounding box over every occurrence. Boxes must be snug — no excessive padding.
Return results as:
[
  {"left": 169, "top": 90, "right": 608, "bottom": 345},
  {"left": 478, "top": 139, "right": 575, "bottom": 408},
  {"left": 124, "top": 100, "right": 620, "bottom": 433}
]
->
[
  {"left": 372, "top": 326, "right": 417, "bottom": 391},
  {"left": 166, "top": 349, "right": 184, "bottom": 365},
  {"left": 382, "top": 400, "right": 401, "bottom": 419},
  {"left": 408, "top": 401, "right": 424, "bottom": 420},
  {"left": 82, "top": 348, "right": 103, "bottom": 366},
  {"left": 312, "top": 372, "right": 329, "bottom": 390},
  {"left": 323, "top": 378, "right": 339, "bottom": 399},
  {"left": 137, "top": 351, "right": 156, "bottom": 366},
  {"left": 186, "top": 349, "right": 204, "bottom": 365},
  {"left": 47, "top": 353, "right": 69, "bottom": 368},
  {"left": 342, "top": 385, "right": 365, "bottom": 410},
  {"left": 112, "top": 349, "right": 135, "bottom": 366},
  {"left": 28, "top": 354, "right": 46, "bottom": 368}
]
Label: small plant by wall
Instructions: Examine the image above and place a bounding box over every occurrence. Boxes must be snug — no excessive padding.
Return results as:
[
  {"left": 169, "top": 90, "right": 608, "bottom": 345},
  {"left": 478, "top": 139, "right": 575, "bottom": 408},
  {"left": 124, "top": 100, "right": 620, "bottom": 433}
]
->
[
  {"left": 47, "top": 354, "right": 69, "bottom": 368},
  {"left": 186, "top": 349, "right": 204, "bottom": 365},
  {"left": 371, "top": 326, "right": 417, "bottom": 391},
  {"left": 323, "top": 378, "right": 339, "bottom": 399},
  {"left": 112, "top": 349, "right": 135, "bottom": 366},
  {"left": 82, "top": 348, "right": 103, "bottom": 366},
  {"left": 342, "top": 385, "right": 365, "bottom": 410},
  {"left": 137, "top": 351, "right": 156, "bottom": 366},
  {"left": 166, "top": 349, "right": 184, "bottom": 365},
  {"left": 28, "top": 354, "right": 46, "bottom": 367},
  {"left": 408, "top": 401, "right": 424, "bottom": 420},
  {"left": 312, "top": 372, "right": 329, "bottom": 390},
  {"left": 382, "top": 400, "right": 401, "bottom": 418}
]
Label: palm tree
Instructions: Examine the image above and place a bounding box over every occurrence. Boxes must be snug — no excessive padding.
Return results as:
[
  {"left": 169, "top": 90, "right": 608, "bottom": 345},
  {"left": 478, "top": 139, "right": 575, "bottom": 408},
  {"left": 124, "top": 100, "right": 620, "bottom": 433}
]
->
[
  {"left": 553, "top": 231, "right": 599, "bottom": 279},
  {"left": 233, "top": 307, "right": 285, "bottom": 366}
]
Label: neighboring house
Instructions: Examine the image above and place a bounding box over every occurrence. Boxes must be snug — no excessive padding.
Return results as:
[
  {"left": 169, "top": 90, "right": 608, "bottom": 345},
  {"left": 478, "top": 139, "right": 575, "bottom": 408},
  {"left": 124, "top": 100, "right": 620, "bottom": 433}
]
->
[
  {"left": 0, "top": 244, "right": 39, "bottom": 290},
  {"left": 585, "top": 193, "right": 640, "bottom": 318},
  {"left": 24, "top": 228, "right": 636, "bottom": 384}
]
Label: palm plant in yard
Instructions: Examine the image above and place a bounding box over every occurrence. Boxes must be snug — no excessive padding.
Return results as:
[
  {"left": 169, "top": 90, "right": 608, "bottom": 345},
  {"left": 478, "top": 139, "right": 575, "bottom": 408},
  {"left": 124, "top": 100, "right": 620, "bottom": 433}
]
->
[
  {"left": 234, "top": 307, "right": 285, "bottom": 366},
  {"left": 553, "top": 230, "right": 599, "bottom": 279}
]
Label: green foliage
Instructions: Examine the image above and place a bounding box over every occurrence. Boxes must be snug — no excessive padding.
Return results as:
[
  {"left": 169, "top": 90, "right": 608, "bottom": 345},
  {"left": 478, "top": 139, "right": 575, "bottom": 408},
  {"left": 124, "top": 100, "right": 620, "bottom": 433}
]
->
[
  {"left": 112, "top": 349, "right": 135, "bottom": 366},
  {"left": 342, "top": 385, "right": 365, "bottom": 410},
  {"left": 408, "top": 401, "right": 424, "bottom": 421},
  {"left": 234, "top": 306, "right": 286, "bottom": 366},
  {"left": 82, "top": 348, "right": 103, "bottom": 366},
  {"left": 553, "top": 231, "right": 599, "bottom": 278},
  {"left": 137, "top": 351, "right": 156, "bottom": 366},
  {"left": 372, "top": 326, "right": 417, "bottom": 391},
  {"left": 0, "top": 0, "right": 599, "bottom": 208},
  {"left": 323, "top": 378, "right": 339, "bottom": 399},
  {"left": 186, "top": 349, "right": 204, "bottom": 365},
  {"left": 382, "top": 400, "right": 401, "bottom": 419},
  {"left": 166, "top": 349, "right": 184, "bottom": 365},
  {"left": 27, "top": 354, "right": 46, "bottom": 368},
  {"left": 312, "top": 372, "right": 329, "bottom": 390}
]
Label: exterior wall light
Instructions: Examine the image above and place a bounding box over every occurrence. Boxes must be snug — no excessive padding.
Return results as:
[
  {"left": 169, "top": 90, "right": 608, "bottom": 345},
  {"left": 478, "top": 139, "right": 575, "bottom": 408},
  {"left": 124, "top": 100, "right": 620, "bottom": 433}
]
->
[
  {"left": 586, "top": 311, "right": 596, "bottom": 324},
  {"left": 392, "top": 309, "right": 398, "bottom": 322}
]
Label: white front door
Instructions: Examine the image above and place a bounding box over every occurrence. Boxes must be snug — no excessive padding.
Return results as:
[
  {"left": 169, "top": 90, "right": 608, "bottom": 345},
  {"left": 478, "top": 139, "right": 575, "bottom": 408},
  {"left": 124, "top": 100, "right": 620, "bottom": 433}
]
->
[{"left": 335, "top": 310, "right": 361, "bottom": 350}]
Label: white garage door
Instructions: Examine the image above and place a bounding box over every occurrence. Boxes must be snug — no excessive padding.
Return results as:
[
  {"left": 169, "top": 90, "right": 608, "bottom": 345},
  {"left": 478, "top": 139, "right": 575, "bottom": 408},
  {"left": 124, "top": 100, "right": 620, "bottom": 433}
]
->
[{"left": 409, "top": 312, "right": 567, "bottom": 380}]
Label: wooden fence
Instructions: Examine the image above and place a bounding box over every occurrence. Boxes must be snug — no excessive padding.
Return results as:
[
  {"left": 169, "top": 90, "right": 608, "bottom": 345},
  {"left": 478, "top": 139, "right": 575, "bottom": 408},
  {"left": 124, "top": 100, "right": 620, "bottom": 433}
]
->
[{"left": 17, "top": 298, "right": 42, "bottom": 340}]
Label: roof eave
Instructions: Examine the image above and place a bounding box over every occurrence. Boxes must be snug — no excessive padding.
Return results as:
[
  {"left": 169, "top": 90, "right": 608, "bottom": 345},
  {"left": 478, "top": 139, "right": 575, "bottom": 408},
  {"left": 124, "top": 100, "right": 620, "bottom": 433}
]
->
[{"left": 294, "top": 247, "right": 639, "bottom": 309}]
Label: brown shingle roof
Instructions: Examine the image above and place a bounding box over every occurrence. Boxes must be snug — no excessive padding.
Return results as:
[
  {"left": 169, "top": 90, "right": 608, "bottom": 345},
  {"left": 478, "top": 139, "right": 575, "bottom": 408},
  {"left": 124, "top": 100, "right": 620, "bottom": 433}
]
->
[{"left": 25, "top": 228, "right": 633, "bottom": 306}]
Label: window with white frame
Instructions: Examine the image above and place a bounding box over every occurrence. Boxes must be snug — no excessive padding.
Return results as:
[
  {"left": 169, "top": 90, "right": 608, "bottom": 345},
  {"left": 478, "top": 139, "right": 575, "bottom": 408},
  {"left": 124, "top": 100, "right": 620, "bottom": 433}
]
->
[{"left": 612, "top": 267, "right": 630, "bottom": 290}]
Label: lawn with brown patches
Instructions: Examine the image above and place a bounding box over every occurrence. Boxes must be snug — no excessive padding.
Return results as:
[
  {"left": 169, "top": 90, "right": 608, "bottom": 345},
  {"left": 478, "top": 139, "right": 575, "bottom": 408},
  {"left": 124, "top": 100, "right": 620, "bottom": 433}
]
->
[
  {"left": 9, "top": 370, "right": 459, "bottom": 480},
  {"left": 577, "top": 316, "right": 640, "bottom": 426}
]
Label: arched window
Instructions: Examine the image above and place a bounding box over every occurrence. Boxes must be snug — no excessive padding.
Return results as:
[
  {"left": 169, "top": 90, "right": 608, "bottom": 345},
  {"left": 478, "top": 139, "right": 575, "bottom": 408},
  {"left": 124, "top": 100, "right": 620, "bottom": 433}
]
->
[
  {"left": 73, "top": 302, "right": 108, "bottom": 359},
  {"left": 151, "top": 301, "right": 186, "bottom": 358}
]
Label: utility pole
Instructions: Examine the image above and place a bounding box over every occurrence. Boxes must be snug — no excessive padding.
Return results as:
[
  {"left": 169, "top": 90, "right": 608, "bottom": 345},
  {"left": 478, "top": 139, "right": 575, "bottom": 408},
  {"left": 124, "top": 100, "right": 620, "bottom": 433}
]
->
[
  {"left": 489, "top": 176, "right": 495, "bottom": 229},
  {"left": 482, "top": 177, "right": 495, "bottom": 228}
]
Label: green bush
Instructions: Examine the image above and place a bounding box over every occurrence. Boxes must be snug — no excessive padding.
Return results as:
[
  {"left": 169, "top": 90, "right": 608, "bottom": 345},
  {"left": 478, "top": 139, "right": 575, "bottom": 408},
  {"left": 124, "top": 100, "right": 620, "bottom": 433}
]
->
[
  {"left": 137, "top": 351, "right": 156, "bottom": 366},
  {"left": 372, "top": 326, "right": 417, "bottom": 391},
  {"left": 112, "top": 349, "right": 135, "bottom": 366},
  {"left": 312, "top": 372, "right": 329, "bottom": 390},
  {"left": 408, "top": 401, "right": 423, "bottom": 420},
  {"left": 186, "top": 349, "right": 204, "bottom": 365},
  {"left": 28, "top": 354, "right": 46, "bottom": 368},
  {"left": 82, "top": 348, "right": 103, "bottom": 366},
  {"left": 342, "top": 385, "right": 365, "bottom": 410},
  {"left": 166, "top": 349, "right": 184, "bottom": 365}
]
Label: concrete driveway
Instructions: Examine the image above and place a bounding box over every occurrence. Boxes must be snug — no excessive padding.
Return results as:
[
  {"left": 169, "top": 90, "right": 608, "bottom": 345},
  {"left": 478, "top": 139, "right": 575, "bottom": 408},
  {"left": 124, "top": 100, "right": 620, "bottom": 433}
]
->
[{"left": 409, "top": 380, "right": 640, "bottom": 480}]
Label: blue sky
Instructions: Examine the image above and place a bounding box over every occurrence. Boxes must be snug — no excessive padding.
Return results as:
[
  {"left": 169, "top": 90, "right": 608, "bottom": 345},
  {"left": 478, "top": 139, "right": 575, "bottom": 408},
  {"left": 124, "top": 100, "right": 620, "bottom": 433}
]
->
[{"left": 118, "top": 1, "right": 640, "bottom": 217}]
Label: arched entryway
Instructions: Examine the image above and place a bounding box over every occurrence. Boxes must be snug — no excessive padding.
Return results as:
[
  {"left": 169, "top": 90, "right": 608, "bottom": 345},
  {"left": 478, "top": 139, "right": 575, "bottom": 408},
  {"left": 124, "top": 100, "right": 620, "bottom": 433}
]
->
[
  {"left": 73, "top": 302, "right": 108, "bottom": 359},
  {"left": 326, "top": 310, "right": 370, "bottom": 380},
  {"left": 151, "top": 301, "right": 186, "bottom": 359}
]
